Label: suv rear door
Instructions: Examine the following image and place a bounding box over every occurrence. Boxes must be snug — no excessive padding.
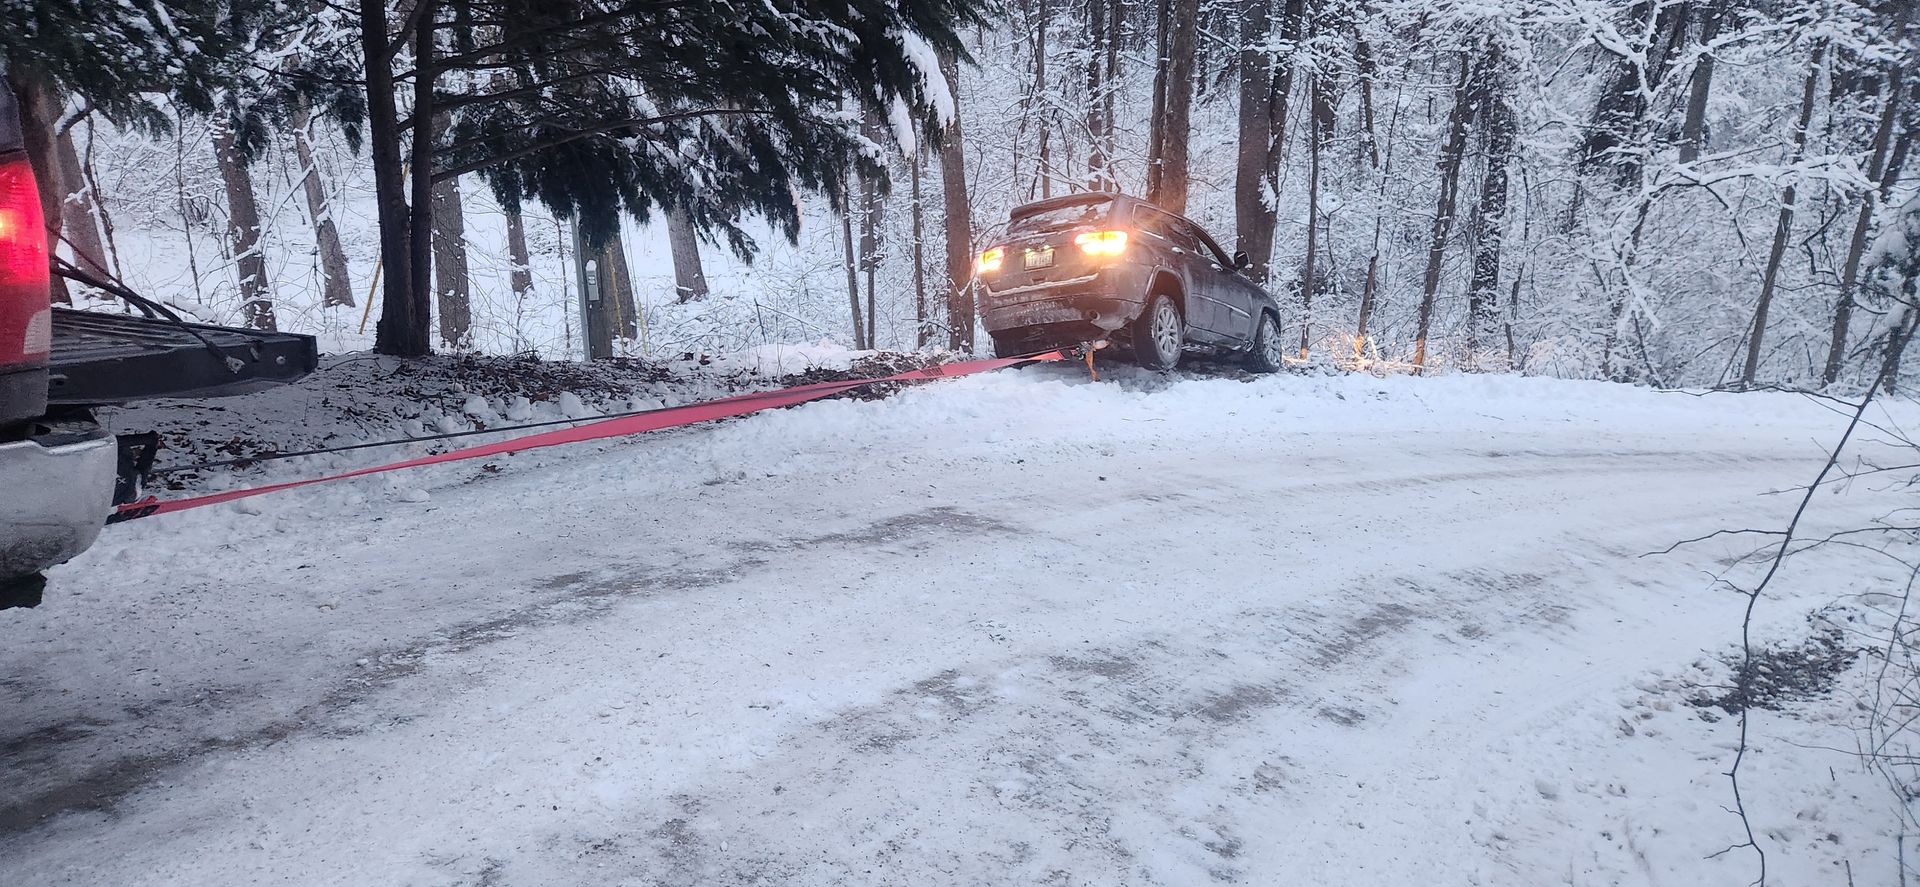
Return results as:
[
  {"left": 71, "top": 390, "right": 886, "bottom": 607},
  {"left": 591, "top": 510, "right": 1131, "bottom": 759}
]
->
[{"left": 1134, "top": 206, "right": 1236, "bottom": 339}]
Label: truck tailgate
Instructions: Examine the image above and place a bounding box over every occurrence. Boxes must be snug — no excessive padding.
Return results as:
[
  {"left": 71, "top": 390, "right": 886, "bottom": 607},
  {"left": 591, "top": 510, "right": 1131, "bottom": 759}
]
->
[{"left": 48, "top": 308, "right": 319, "bottom": 404}]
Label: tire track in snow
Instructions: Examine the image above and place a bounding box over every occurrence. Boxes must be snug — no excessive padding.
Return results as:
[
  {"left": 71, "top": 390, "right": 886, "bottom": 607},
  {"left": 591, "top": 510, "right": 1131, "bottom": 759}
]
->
[
  {"left": 541, "top": 567, "right": 1578, "bottom": 885},
  {"left": 0, "top": 508, "right": 1009, "bottom": 836}
]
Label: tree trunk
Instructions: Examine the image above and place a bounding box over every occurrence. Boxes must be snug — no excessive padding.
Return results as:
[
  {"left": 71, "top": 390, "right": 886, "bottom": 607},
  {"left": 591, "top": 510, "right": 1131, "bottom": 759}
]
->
[
  {"left": 8, "top": 73, "right": 70, "bottom": 304},
  {"left": 1466, "top": 45, "right": 1517, "bottom": 367},
  {"left": 430, "top": 169, "right": 471, "bottom": 348},
  {"left": 1581, "top": 0, "right": 1692, "bottom": 186},
  {"left": 504, "top": 198, "right": 533, "bottom": 300},
  {"left": 1678, "top": 3, "right": 1724, "bottom": 164},
  {"left": 290, "top": 97, "right": 355, "bottom": 307},
  {"left": 1103, "top": 0, "right": 1120, "bottom": 185},
  {"left": 912, "top": 152, "right": 930, "bottom": 347},
  {"left": 1822, "top": 11, "right": 1909, "bottom": 385},
  {"left": 1355, "top": 219, "right": 1382, "bottom": 358},
  {"left": 1352, "top": 7, "right": 1381, "bottom": 169},
  {"left": 210, "top": 117, "right": 276, "bottom": 331},
  {"left": 1035, "top": 0, "right": 1051, "bottom": 199},
  {"left": 1146, "top": 0, "right": 1200, "bottom": 213},
  {"left": 1084, "top": 0, "right": 1111, "bottom": 189},
  {"left": 840, "top": 189, "right": 867, "bottom": 350},
  {"left": 1242, "top": 0, "right": 1306, "bottom": 277},
  {"left": 1309, "top": 15, "right": 1336, "bottom": 149},
  {"left": 1412, "top": 55, "right": 1479, "bottom": 372},
  {"left": 939, "top": 50, "right": 977, "bottom": 352},
  {"left": 363, "top": 0, "right": 424, "bottom": 356},
  {"left": 862, "top": 176, "right": 883, "bottom": 348},
  {"left": 1233, "top": 0, "right": 1274, "bottom": 279},
  {"left": 54, "top": 126, "right": 109, "bottom": 277},
  {"left": 1299, "top": 71, "right": 1322, "bottom": 359},
  {"left": 1741, "top": 43, "right": 1823, "bottom": 386},
  {"left": 1879, "top": 303, "right": 1919, "bottom": 394},
  {"left": 665, "top": 204, "right": 709, "bottom": 302},
  {"left": 406, "top": 0, "right": 438, "bottom": 355},
  {"left": 1264, "top": 0, "right": 1306, "bottom": 179},
  {"left": 1145, "top": 0, "right": 1170, "bottom": 200},
  {"left": 602, "top": 233, "right": 638, "bottom": 343},
  {"left": 575, "top": 224, "right": 639, "bottom": 358}
]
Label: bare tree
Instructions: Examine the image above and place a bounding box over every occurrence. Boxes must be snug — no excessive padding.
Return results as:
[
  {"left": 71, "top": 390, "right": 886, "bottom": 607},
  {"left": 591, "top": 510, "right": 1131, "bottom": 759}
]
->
[
  {"left": 1299, "top": 68, "right": 1323, "bottom": 359},
  {"left": 1823, "top": 6, "right": 1911, "bottom": 385},
  {"left": 1412, "top": 54, "right": 1479, "bottom": 372},
  {"left": 840, "top": 188, "right": 867, "bottom": 349},
  {"left": 1678, "top": 1, "right": 1725, "bottom": 164},
  {"left": 1033, "top": 0, "right": 1053, "bottom": 199},
  {"left": 1145, "top": 0, "right": 1199, "bottom": 213},
  {"left": 859, "top": 166, "right": 883, "bottom": 347},
  {"left": 911, "top": 152, "right": 931, "bottom": 347},
  {"left": 53, "top": 125, "right": 109, "bottom": 277},
  {"left": 430, "top": 171, "right": 471, "bottom": 348},
  {"left": 665, "top": 205, "right": 709, "bottom": 303},
  {"left": 939, "top": 50, "right": 977, "bottom": 352},
  {"left": 504, "top": 197, "right": 534, "bottom": 302},
  {"left": 209, "top": 115, "right": 275, "bottom": 331},
  {"left": 1466, "top": 44, "right": 1517, "bottom": 366},
  {"left": 289, "top": 97, "right": 355, "bottom": 308},
  {"left": 1084, "top": 0, "right": 1113, "bottom": 189},
  {"left": 1580, "top": 0, "right": 1693, "bottom": 186},
  {"left": 1233, "top": 0, "right": 1275, "bottom": 279},
  {"left": 1740, "top": 42, "right": 1824, "bottom": 387}
]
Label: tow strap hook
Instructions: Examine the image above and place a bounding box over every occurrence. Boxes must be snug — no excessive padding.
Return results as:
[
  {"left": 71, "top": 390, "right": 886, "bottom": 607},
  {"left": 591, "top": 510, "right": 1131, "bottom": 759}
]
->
[{"left": 1075, "top": 339, "right": 1109, "bottom": 382}]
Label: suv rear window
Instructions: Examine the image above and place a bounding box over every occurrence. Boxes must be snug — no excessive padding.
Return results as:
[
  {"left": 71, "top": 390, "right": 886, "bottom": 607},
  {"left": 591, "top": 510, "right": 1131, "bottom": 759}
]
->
[{"left": 1009, "top": 197, "right": 1112, "bottom": 233}]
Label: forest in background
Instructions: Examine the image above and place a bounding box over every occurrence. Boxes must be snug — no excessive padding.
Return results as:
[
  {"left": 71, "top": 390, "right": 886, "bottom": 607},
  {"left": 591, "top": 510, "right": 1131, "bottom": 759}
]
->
[{"left": 11, "top": 0, "right": 1920, "bottom": 388}]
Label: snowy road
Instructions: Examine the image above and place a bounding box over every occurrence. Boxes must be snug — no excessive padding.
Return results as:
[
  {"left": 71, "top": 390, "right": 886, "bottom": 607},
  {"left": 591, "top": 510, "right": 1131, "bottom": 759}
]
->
[{"left": 0, "top": 367, "right": 1902, "bottom": 884}]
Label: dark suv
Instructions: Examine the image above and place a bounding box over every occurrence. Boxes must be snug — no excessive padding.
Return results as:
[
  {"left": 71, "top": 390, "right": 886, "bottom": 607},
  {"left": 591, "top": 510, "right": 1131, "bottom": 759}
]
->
[{"left": 977, "top": 193, "right": 1284, "bottom": 371}]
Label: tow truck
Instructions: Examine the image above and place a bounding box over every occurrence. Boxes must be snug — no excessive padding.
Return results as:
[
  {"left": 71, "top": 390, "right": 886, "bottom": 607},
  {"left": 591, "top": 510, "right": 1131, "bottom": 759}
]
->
[{"left": 0, "top": 78, "right": 316, "bottom": 607}]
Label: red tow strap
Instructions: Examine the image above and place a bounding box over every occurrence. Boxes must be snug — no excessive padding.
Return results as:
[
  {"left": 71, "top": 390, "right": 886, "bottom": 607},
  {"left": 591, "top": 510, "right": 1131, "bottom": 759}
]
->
[{"left": 110, "top": 350, "right": 1067, "bottom": 523}]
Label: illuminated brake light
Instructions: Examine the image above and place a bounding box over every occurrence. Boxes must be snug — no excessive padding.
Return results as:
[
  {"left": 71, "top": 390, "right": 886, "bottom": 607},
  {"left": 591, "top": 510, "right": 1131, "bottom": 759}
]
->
[
  {"left": 977, "top": 246, "right": 1004, "bottom": 274},
  {"left": 0, "top": 155, "right": 52, "bottom": 365},
  {"left": 1075, "top": 229, "right": 1129, "bottom": 257}
]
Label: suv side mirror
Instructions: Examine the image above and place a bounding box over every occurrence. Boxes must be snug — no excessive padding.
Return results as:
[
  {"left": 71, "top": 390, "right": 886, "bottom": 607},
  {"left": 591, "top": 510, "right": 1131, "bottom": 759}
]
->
[{"left": 1233, "top": 251, "right": 1253, "bottom": 271}]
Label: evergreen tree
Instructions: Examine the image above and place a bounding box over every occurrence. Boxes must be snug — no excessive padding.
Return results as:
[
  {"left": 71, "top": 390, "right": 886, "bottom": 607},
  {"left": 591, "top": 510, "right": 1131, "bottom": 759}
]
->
[{"left": 330, "top": 0, "right": 986, "bottom": 356}]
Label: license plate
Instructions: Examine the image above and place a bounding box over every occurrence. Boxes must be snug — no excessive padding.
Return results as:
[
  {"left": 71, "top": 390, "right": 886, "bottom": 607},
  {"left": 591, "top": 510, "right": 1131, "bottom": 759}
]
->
[{"left": 1023, "top": 247, "right": 1054, "bottom": 269}]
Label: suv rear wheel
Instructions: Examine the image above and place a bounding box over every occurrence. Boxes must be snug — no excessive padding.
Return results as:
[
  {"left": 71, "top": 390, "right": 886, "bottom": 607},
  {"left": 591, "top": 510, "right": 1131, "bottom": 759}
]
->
[{"left": 1131, "top": 295, "right": 1183, "bottom": 370}]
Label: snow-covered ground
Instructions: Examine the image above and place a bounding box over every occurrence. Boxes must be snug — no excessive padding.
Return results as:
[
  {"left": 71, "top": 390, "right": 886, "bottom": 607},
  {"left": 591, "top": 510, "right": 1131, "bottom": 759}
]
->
[{"left": 0, "top": 362, "right": 1908, "bottom": 885}]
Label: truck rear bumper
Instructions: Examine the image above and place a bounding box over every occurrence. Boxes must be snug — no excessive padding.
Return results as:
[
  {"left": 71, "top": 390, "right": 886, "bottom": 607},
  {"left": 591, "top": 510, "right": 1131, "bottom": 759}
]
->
[
  {"left": 0, "top": 414, "right": 115, "bottom": 581},
  {"left": 0, "top": 364, "right": 47, "bottom": 427}
]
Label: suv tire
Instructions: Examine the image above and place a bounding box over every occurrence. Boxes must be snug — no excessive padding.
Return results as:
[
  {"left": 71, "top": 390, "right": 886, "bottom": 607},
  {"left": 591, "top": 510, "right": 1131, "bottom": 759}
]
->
[
  {"left": 1245, "top": 311, "right": 1285, "bottom": 374},
  {"left": 1131, "top": 295, "right": 1183, "bottom": 370}
]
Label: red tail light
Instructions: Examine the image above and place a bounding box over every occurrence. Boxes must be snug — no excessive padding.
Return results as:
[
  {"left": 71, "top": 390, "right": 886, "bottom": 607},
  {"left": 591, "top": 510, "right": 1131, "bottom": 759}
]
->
[{"left": 0, "top": 154, "right": 51, "bottom": 369}]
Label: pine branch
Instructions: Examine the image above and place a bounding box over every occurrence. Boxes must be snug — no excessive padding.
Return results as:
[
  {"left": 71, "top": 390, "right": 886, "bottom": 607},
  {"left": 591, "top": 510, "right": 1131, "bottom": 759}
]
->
[{"left": 431, "top": 109, "right": 777, "bottom": 182}]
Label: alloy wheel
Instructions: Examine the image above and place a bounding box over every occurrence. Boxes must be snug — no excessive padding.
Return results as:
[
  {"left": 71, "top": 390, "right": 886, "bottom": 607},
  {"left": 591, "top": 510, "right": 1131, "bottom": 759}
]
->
[{"left": 1152, "top": 300, "right": 1181, "bottom": 364}]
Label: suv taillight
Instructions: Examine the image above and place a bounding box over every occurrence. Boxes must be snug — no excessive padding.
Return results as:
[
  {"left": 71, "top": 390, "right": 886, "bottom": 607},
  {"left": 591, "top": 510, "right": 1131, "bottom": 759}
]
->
[{"left": 0, "top": 154, "right": 51, "bottom": 370}]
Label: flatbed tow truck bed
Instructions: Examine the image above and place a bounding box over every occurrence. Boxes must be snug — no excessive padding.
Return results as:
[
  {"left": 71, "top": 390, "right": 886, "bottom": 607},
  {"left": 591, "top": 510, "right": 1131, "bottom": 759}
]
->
[{"left": 48, "top": 308, "right": 319, "bottom": 405}]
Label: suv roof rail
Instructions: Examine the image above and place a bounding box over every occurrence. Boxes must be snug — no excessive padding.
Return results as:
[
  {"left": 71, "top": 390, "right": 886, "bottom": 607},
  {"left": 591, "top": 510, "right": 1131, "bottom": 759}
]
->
[{"left": 1009, "top": 192, "right": 1130, "bottom": 219}]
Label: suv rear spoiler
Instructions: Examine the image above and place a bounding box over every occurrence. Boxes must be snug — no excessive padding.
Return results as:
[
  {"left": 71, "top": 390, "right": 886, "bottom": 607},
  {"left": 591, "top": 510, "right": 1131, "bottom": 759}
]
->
[{"left": 48, "top": 308, "right": 318, "bottom": 403}]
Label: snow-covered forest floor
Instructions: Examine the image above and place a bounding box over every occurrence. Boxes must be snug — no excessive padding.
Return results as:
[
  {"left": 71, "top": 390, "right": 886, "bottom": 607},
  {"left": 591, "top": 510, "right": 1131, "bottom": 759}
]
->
[{"left": 1, "top": 358, "right": 1910, "bottom": 885}]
